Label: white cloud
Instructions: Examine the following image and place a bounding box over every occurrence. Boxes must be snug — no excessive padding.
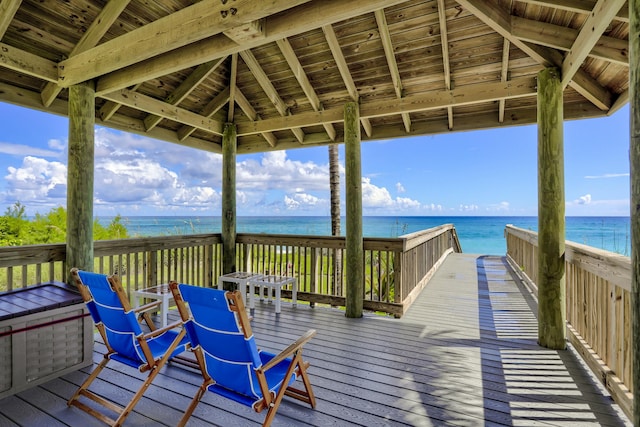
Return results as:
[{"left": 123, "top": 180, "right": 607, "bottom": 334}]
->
[
  {"left": 584, "top": 173, "right": 629, "bottom": 179},
  {"left": 4, "top": 156, "right": 67, "bottom": 203},
  {"left": 486, "top": 201, "right": 510, "bottom": 212},
  {"left": 362, "top": 177, "right": 393, "bottom": 208},
  {"left": 237, "top": 151, "right": 330, "bottom": 191},
  {"left": 362, "top": 177, "right": 421, "bottom": 212},
  {"left": 0, "top": 142, "right": 60, "bottom": 158},
  {"left": 459, "top": 204, "right": 479, "bottom": 212},
  {"left": 427, "top": 203, "right": 443, "bottom": 212},
  {"left": 576, "top": 194, "right": 592, "bottom": 205},
  {"left": 396, "top": 182, "right": 406, "bottom": 193}
]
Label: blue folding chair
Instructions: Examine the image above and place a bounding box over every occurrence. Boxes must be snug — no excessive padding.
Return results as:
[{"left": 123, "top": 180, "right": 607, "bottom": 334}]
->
[
  {"left": 69, "top": 268, "right": 190, "bottom": 426},
  {"left": 170, "top": 282, "right": 316, "bottom": 427}
]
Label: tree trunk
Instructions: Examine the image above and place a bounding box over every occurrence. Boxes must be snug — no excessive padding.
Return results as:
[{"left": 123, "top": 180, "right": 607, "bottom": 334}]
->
[{"left": 329, "top": 144, "right": 342, "bottom": 297}]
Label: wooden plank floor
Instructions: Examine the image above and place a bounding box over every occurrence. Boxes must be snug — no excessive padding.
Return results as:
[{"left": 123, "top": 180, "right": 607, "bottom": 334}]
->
[{"left": 0, "top": 254, "right": 631, "bottom": 426}]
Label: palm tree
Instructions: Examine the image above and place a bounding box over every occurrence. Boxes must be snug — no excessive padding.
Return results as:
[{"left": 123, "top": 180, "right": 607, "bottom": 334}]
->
[{"left": 329, "top": 144, "right": 343, "bottom": 295}]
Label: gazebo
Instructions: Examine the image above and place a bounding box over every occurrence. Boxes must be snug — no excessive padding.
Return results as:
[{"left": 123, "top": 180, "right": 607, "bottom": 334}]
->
[{"left": 0, "top": 0, "right": 637, "bottom": 423}]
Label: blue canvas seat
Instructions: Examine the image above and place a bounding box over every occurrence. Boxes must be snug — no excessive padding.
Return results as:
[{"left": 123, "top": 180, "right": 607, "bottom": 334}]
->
[
  {"left": 68, "top": 268, "right": 190, "bottom": 426},
  {"left": 170, "top": 282, "right": 316, "bottom": 427}
]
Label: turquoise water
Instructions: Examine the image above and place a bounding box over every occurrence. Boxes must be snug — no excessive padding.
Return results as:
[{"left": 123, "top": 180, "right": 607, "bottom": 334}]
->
[{"left": 100, "top": 216, "right": 631, "bottom": 256}]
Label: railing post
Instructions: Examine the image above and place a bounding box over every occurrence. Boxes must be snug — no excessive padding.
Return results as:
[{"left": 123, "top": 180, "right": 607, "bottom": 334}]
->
[
  {"left": 310, "top": 247, "right": 319, "bottom": 308},
  {"left": 146, "top": 251, "right": 158, "bottom": 288}
]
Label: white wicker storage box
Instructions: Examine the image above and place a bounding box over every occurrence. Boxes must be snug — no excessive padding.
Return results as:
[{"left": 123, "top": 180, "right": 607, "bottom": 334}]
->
[{"left": 0, "top": 282, "right": 93, "bottom": 399}]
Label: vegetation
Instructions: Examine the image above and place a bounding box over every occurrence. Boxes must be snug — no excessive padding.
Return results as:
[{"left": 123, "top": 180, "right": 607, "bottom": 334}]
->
[{"left": 0, "top": 202, "right": 129, "bottom": 246}]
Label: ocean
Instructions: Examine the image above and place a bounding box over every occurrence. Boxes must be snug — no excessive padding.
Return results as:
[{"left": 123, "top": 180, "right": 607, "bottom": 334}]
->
[{"left": 100, "top": 216, "right": 631, "bottom": 256}]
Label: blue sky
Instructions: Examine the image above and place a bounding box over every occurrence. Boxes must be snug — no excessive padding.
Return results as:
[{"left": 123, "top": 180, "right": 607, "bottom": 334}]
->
[{"left": 0, "top": 101, "right": 630, "bottom": 217}]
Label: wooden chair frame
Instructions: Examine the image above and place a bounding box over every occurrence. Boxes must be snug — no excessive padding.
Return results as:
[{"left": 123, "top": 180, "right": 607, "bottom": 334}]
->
[
  {"left": 69, "top": 269, "right": 188, "bottom": 427},
  {"left": 170, "top": 281, "right": 316, "bottom": 427}
]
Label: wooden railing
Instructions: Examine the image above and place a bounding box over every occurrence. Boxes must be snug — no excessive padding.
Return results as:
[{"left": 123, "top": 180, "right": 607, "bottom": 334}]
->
[
  {"left": 504, "top": 224, "right": 633, "bottom": 418},
  {"left": 0, "top": 224, "right": 461, "bottom": 316}
]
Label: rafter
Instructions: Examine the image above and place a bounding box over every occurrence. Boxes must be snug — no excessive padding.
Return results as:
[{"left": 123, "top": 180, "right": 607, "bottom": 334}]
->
[
  {"left": 0, "top": 0, "right": 21, "bottom": 39},
  {"left": 499, "top": 39, "right": 511, "bottom": 123},
  {"left": 41, "top": 0, "right": 131, "bottom": 107},
  {"left": 99, "top": 83, "right": 141, "bottom": 122},
  {"left": 511, "top": 16, "right": 628, "bottom": 65},
  {"left": 143, "top": 58, "right": 224, "bottom": 131},
  {"left": 236, "top": 76, "right": 538, "bottom": 136},
  {"left": 177, "top": 88, "right": 230, "bottom": 141},
  {"left": 456, "top": 0, "right": 613, "bottom": 110},
  {"left": 560, "top": 0, "right": 626, "bottom": 88},
  {"left": 323, "top": 23, "right": 373, "bottom": 137},
  {"left": 100, "top": 89, "right": 223, "bottom": 136},
  {"left": 375, "top": 9, "right": 411, "bottom": 133},
  {"left": 227, "top": 53, "right": 238, "bottom": 123},
  {"left": 0, "top": 81, "right": 220, "bottom": 153},
  {"left": 0, "top": 42, "right": 57, "bottom": 82},
  {"left": 276, "top": 37, "right": 337, "bottom": 141},
  {"left": 515, "top": 0, "right": 628, "bottom": 22},
  {"left": 94, "top": 0, "right": 409, "bottom": 102},
  {"left": 239, "top": 49, "right": 304, "bottom": 143},
  {"left": 59, "top": 0, "right": 312, "bottom": 87},
  {"left": 436, "top": 0, "right": 453, "bottom": 130},
  {"left": 234, "top": 89, "right": 277, "bottom": 147}
]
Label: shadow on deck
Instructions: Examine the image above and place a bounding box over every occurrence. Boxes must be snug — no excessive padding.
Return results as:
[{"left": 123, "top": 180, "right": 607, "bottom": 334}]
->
[{"left": 0, "top": 253, "right": 631, "bottom": 426}]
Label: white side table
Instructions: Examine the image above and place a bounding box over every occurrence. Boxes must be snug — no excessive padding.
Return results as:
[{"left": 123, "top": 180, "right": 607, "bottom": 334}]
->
[
  {"left": 133, "top": 284, "right": 173, "bottom": 328},
  {"left": 218, "top": 272, "right": 264, "bottom": 304},
  {"left": 248, "top": 275, "right": 297, "bottom": 314}
]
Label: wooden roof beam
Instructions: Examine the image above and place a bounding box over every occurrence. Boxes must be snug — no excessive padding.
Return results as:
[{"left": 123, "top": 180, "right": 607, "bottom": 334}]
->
[
  {"left": 0, "top": 80, "right": 221, "bottom": 153},
  {"left": 41, "top": 0, "right": 131, "bottom": 107},
  {"left": 58, "top": 0, "right": 312, "bottom": 87},
  {"left": 239, "top": 49, "right": 305, "bottom": 143},
  {"left": 436, "top": 0, "right": 453, "bottom": 130},
  {"left": 511, "top": 16, "right": 628, "bottom": 66},
  {"left": 177, "top": 87, "right": 230, "bottom": 141},
  {"left": 0, "top": 42, "right": 57, "bottom": 82},
  {"left": 227, "top": 53, "right": 238, "bottom": 123},
  {"left": 100, "top": 89, "right": 223, "bottom": 136},
  {"left": 323, "top": 23, "right": 373, "bottom": 137},
  {"left": 560, "top": 0, "right": 626, "bottom": 88},
  {"left": 456, "top": 0, "right": 612, "bottom": 110},
  {"left": 516, "top": 0, "right": 628, "bottom": 23},
  {"left": 276, "top": 37, "right": 337, "bottom": 141},
  {"left": 236, "top": 76, "right": 538, "bottom": 136},
  {"left": 0, "top": 0, "right": 22, "bottom": 39},
  {"left": 144, "top": 57, "right": 225, "bottom": 131},
  {"left": 375, "top": 9, "right": 411, "bottom": 133},
  {"left": 234, "top": 89, "right": 277, "bottom": 147},
  {"left": 99, "top": 83, "right": 141, "bottom": 122},
  {"left": 94, "top": 0, "right": 410, "bottom": 96},
  {"left": 498, "top": 39, "right": 510, "bottom": 123}
]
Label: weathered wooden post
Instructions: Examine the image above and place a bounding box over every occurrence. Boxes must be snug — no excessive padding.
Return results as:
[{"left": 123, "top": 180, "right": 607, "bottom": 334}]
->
[
  {"left": 537, "top": 67, "right": 566, "bottom": 350},
  {"left": 629, "top": 0, "right": 640, "bottom": 423},
  {"left": 222, "top": 123, "right": 237, "bottom": 278},
  {"left": 66, "top": 81, "right": 95, "bottom": 275},
  {"left": 344, "top": 101, "right": 363, "bottom": 318}
]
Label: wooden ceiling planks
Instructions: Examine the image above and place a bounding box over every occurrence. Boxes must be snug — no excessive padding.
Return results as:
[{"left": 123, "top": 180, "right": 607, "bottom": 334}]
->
[{"left": 0, "top": 0, "right": 630, "bottom": 153}]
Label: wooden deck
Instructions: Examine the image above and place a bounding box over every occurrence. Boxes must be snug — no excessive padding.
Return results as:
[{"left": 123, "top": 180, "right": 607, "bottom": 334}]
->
[{"left": 0, "top": 254, "right": 631, "bottom": 426}]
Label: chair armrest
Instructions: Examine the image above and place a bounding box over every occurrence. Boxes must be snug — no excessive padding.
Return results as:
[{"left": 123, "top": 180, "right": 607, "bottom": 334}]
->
[
  {"left": 134, "top": 300, "right": 162, "bottom": 313},
  {"left": 261, "top": 329, "right": 316, "bottom": 372},
  {"left": 143, "top": 320, "right": 184, "bottom": 339}
]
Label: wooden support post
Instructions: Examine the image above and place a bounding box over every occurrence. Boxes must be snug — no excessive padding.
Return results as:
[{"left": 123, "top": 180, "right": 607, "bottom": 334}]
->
[
  {"left": 222, "top": 123, "right": 237, "bottom": 278},
  {"left": 629, "top": 1, "right": 640, "bottom": 423},
  {"left": 344, "top": 102, "right": 363, "bottom": 318},
  {"left": 66, "top": 81, "right": 95, "bottom": 276},
  {"left": 536, "top": 67, "right": 566, "bottom": 350}
]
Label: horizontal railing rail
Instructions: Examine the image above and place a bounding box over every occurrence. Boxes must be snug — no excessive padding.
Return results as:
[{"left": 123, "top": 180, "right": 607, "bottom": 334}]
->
[
  {"left": 0, "top": 224, "right": 461, "bottom": 316},
  {"left": 504, "top": 224, "right": 632, "bottom": 419}
]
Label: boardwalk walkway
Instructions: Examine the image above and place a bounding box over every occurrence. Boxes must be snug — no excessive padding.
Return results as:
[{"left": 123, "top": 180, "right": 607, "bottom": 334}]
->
[{"left": 0, "top": 253, "right": 631, "bottom": 426}]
